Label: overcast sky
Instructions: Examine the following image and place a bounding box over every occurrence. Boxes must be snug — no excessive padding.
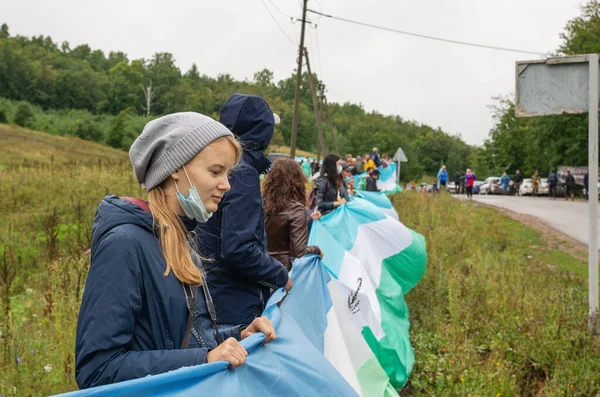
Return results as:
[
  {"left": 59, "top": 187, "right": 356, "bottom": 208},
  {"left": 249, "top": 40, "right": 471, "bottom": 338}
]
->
[{"left": 3, "top": 0, "right": 583, "bottom": 145}]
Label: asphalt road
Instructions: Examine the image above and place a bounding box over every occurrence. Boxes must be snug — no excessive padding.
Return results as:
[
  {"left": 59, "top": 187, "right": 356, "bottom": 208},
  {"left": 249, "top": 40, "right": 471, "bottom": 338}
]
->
[{"left": 457, "top": 194, "right": 600, "bottom": 248}]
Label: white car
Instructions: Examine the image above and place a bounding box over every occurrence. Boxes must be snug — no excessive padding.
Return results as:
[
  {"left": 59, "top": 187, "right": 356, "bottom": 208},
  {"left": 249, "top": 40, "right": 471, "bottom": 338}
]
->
[{"left": 519, "top": 178, "right": 533, "bottom": 195}]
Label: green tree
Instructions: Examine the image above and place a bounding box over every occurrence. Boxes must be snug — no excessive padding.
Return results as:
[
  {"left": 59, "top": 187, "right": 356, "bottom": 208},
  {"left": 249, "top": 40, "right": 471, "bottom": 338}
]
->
[
  {"left": 13, "top": 102, "right": 35, "bottom": 128},
  {"left": 106, "top": 108, "right": 133, "bottom": 149},
  {"left": 0, "top": 23, "right": 9, "bottom": 39}
]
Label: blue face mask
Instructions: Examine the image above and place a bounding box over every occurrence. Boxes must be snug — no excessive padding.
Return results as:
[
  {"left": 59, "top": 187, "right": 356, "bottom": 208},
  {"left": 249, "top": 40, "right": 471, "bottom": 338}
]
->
[
  {"left": 345, "top": 176, "right": 352, "bottom": 184},
  {"left": 174, "top": 166, "right": 213, "bottom": 223}
]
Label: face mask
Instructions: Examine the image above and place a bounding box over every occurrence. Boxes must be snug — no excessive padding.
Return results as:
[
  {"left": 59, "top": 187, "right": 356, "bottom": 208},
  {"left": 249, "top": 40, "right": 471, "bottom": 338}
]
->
[
  {"left": 174, "top": 166, "right": 213, "bottom": 223},
  {"left": 336, "top": 164, "right": 343, "bottom": 175},
  {"left": 345, "top": 176, "right": 352, "bottom": 184}
]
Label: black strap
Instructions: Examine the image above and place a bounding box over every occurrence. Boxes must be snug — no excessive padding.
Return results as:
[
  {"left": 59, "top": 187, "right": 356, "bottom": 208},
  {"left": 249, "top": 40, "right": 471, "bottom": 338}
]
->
[{"left": 181, "top": 279, "right": 222, "bottom": 349}]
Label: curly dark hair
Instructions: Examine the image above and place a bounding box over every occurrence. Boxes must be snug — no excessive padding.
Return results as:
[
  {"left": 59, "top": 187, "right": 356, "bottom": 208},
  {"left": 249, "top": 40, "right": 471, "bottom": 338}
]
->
[{"left": 263, "top": 158, "right": 307, "bottom": 215}]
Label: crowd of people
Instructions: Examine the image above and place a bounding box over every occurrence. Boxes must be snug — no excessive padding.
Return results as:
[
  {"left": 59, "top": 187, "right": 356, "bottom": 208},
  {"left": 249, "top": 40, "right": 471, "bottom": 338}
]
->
[
  {"left": 74, "top": 94, "right": 394, "bottom": 390},
  {"left": 432, "top": 166, "right": 581, "bottom": 201}
]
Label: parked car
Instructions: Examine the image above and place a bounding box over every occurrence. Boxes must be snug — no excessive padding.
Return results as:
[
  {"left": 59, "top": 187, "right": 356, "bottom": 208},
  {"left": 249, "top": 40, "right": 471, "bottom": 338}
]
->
[
  {"left": 447, "top": 182, "right": 457, "bottom": 193},
  {"left": 519, "top": 178, "right": 533, "bottom": 195},
  {"left": 479, "top": 177, "right": 502, "bottom": 195},
  {"left": 539, "top": 178, "right": 566, "bottom": 197}
]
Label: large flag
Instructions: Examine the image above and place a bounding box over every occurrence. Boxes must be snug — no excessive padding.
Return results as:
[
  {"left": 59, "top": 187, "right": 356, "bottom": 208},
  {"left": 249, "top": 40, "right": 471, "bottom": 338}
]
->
[
  {"left": 354, "top": 190, "right": 399, "bottom": 221},
  {"left": 55, "top": 198, "right": 426, "bottom": 397},
  {"left": 309, "top": 198, "right": 427, "bottom": 388}
]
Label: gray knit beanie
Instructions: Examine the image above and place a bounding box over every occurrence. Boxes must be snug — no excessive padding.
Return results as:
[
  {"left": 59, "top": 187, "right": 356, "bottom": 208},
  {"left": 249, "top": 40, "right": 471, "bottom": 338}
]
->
[{"left": 129, "top": 112, "right": 234, "bottom": 191}]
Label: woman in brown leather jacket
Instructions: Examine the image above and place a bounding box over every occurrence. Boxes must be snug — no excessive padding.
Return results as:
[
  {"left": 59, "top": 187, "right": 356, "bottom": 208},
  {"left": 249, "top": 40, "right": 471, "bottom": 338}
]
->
[{"left": 263, "top": 158, "right": 322, "bottom": 271}]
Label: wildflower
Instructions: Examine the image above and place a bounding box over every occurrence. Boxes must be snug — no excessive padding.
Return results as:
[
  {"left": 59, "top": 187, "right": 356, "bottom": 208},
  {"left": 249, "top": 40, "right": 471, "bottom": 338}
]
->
[
  {"left": 454, "top": 273, "right": 459, "bottom": 277},
  {"left": 44, "top": 364, "right": 53, "bottom": 372},
  {"left": 496, "top": 362, "right": 500, "bottom": 366},
  {"left": 30, "top": 349, "right": 35, "bottom": 354},
  {"left": 498, "top": 378, "right": 502, "bottom": 381},
  {"left": 16, "top": 357, "right": 22, "bottom": 364},
  {"left": 460, "top": 378, "right": 465, "bottom": 382},
  {"left": 496, "top": 393, "right": 501, "bottom": 397},
  {"left": 85, "top": 249, "right": 91, "bottom": 254},
  {"left": 475, "top": 331, "right": 479, "bottom": 335}
]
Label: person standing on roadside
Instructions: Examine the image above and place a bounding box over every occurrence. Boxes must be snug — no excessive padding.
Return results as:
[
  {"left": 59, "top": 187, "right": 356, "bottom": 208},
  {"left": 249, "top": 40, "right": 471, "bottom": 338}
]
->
[
  {"left": 532, "top": 170, "right": 541, "bottom": 197},
  {"left": 465, "top": 168, "right": 476, "bottom": 199},
  {"left": 548, "top": 169, "right": 558, "bottom": 200},
  {"left": 513, "top": 170, "right": 523, "bottom": 196},
  {"left": 500, "top": 171, "right": 511, "bottom": 195},
  {"left": 565, "top": 170, "right": 576, "bottom": 202},
  {"left": 453, "top": 170, "right": 461, "bottom": 194},
  {"left": 437, "top": 165, "right": 448, "bottom": 191}
]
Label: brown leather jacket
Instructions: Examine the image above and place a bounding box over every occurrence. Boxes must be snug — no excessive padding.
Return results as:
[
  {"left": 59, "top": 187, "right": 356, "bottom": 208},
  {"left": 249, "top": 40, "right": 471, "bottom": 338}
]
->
[{"left": 264, "top": 202, "right": 321, "bottom": 271}]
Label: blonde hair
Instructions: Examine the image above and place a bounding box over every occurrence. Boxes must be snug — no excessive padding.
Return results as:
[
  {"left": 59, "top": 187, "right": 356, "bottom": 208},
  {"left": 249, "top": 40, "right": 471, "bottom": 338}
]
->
[{"left": 147, "top": 136, "right": 242, "bottom": 285}]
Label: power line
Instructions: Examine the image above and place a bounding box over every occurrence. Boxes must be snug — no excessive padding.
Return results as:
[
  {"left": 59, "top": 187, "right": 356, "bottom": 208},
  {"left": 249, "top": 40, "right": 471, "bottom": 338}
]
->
[
  {"left": 265, "top": 0, "right": 292, "bottom": 18},
  {"left": 259, "top": 0, "right": 297, "bottom": 45},
  {"left": 307, "top": 9, "right": 545, "bottom": 56}
]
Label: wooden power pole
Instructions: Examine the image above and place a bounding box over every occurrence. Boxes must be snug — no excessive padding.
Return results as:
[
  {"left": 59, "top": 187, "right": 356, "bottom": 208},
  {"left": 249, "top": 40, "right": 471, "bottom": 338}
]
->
[
  {"left": 289, "top": 0, "right": 308, "bottom": 159},
  {"left": 321, "top": 89, "right": 339, "bottom": 154},
  {"left": 304, "top": 48, "right": 327, "bottom": 160}
]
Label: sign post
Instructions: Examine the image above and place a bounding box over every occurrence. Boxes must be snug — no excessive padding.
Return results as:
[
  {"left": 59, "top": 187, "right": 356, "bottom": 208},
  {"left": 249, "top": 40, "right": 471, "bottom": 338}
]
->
[
  {"left": 393, "top": 147, "right": 408, "bottom": 182},
  {"left": 516, "top": 54, "right": 599, "bottom": 333}
]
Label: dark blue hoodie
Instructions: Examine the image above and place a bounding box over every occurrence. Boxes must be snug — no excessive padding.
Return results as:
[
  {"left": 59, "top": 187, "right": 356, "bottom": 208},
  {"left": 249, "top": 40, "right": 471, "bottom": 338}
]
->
[
  {"left": 195, "top": 94, "right": 289, "bottom": 326},
  {"left": 75, "top": 195, "right": 241, "bottom": 389}
]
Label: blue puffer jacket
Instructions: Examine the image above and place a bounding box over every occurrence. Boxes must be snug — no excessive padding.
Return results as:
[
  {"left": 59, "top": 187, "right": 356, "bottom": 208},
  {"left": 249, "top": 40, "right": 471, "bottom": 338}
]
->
[
  {"left": 195, "top": 94, "right": 289, "bottom": 326},
  {"left": 75, "top": 195, "right": 242, "bottom": 389}
]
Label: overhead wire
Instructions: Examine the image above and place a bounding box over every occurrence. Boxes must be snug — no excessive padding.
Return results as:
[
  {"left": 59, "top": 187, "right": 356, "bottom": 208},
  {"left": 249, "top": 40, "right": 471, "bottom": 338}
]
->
[
  {"left": 307, "top": 9, "right": 545, "bottom": 56},
  {"left": 259, "top": 0, "right": 297, "bottom": 45}
]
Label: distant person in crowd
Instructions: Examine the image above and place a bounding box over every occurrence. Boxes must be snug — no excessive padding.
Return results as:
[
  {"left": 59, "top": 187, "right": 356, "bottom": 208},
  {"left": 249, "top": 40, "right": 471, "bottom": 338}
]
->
[
  {"left": 75, "top": 112, "right": 277, "bottom": 389},
  {"left": 513, "top": 170, "right": 523, "bottom": 196},
  {"left": 437, "top": 165, "right": 448, "bottom": 191},
  {"left": 410, "top": 182, "right": 417, "bottom": 191},
  {"left": 311, "top": 159, "right": 320, "bottom": 176},
  {"left": 366, "top": 169, "right": 381, "bottom": 192},
  {"left": 345, "top": 153, "right": 353, "bottom": 163},
  {"left": 459, "top": 172, "right": 466, "bottom": 194},
  {"left": 381, "top": 153, "right": 390, "bottom": 168},
  {"left": 341, "top": 161, "right": 356, "bottom": 196},
  {"left": 301, "top": 157, "right": 312, "bottom": 179},
  {"left": 465, "top": 168, "right": 476, "bottom": 199},
  {"left": 453, "top": 170, "right": 461, "bottom": 194},
  {"left": 548, "top": 169, "right": 558, "bottom": 200},
  {"left": 195, "top": 94, "right": 291, "bottom": 330},
  {"left": 313, "top": 154, "right": 349, "bottom": 216},
  {"left": 500, "top": 171, "right": 511, "bottom": 195},
  {"left": 532, "top": 170, "right": 541, "bottom": 197},
  {"left": 263, "top": 158, "right": 322, "bottom": 271},
  {"left": 371, "top": 147, "right": 381, "bottom": 167},
  {"left": 355, "top": 156, "right": 365, "bottom": 174},
  {"left": 432, "top": 181, "right": 438, "bottom": 193},
  {"left": 584, "top": 170, "right": 589, "bottom": 200},
  {"left": 565, "top": 170, "right": 576, "bottom": 202},
  {"left": 363, "top": 154, "right": 376, "bottom": 172}
]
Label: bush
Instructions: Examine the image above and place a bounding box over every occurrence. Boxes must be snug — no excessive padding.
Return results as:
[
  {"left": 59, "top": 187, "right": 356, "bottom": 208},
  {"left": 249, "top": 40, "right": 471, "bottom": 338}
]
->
[
  {"left": 73, "top": 120, "right": 104, "bottom": 142},
  {"left": 13, "top": 102, "right": 35, "bottom": 128},
  {"left": 0, "top": 108, "right": 8, "bottom": 123}
]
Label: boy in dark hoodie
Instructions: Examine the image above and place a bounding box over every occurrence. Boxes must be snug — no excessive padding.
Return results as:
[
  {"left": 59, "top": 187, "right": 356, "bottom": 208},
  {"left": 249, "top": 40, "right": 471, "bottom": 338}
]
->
[{"left": 195, "top": 94, "right": 291, "bottom": 327}]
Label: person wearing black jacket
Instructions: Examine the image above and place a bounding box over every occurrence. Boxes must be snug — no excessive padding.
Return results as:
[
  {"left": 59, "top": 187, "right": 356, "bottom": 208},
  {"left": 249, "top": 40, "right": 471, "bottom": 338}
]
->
[
  {"left": 513, "top": 170, "right": 523, "bottom": 196},
  {"left": 366, "top": 169, "right": 381, "bottom": 192},
  {"left": 565, "top": 170, "right": 576, "bottom": 201},
  {"left": 548, "top": 169, "right": 559, "bottom": 200},
  {"left": 314, "top": 154, "right": 349, "bottom": 216},
  {"left": 453, "top": 171, "right": 461, "bottom": 194}
]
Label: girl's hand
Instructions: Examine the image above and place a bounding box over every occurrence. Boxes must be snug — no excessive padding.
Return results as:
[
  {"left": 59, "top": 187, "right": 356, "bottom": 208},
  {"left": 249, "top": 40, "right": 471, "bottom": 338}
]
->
[
  {"left": 241, "top": 317, "right": 276, "bottom": 343},
  {"left": 207, "top": 338, "right": 248, "bottom": 368}
]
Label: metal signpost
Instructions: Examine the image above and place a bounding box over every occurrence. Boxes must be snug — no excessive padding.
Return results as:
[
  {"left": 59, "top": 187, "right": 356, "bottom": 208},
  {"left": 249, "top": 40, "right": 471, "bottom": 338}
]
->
[
  {"left": 393, "top": 147, "right": 408, "bottom": 182},
  {"left": 515, "top": 54, "right": 599, "bottom": 333}
]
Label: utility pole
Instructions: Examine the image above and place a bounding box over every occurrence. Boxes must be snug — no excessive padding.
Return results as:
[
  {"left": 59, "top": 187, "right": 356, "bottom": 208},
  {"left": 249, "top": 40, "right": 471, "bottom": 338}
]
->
[
  {"left": 321, "top": 89, "right": 340, "bottom": 154},
  {"left": 304, "top": 47, "right": 327, "bottom": 159},
  {"left": 289, "top": 0, "right": 308, "bottom": 159}
]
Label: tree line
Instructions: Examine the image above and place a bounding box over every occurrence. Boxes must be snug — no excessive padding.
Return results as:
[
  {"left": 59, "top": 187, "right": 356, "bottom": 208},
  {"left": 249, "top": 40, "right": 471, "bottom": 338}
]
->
[{"left": 0, "top": 23, "right": 477, "bottom": 181}]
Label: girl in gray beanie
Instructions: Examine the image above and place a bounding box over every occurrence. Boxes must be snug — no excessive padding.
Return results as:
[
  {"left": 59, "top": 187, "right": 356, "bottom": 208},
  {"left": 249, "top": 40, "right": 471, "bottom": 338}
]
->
[{"left": 75, "top": 112, "right": 277, "bottom": 389}]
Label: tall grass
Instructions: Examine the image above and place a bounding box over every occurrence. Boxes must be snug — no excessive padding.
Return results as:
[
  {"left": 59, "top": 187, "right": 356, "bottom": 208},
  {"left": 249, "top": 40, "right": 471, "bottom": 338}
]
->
[{"left": 396, "top": 192, "right": 600, "bottom": 396}]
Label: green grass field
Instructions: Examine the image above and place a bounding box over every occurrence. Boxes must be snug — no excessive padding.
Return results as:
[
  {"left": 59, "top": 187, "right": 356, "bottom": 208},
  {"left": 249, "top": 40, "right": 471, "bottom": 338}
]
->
[{"left": 1, "top": 125, "right": 599, "bottom": 396}]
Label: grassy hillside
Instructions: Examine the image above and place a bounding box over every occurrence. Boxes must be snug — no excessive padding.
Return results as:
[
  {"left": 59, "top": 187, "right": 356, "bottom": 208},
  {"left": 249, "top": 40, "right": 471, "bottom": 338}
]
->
[{"left": 0, "top": 124, "right": 128, "bottom": 168}]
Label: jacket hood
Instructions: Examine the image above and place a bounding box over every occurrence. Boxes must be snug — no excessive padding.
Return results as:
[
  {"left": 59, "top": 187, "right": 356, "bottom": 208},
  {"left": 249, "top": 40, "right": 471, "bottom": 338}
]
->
[
  {"left": 92, "top": 195, "right": 155, "bottom": 248},
  {"left": 219, "top": 94, "right": 275, "bottom": 151}
]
